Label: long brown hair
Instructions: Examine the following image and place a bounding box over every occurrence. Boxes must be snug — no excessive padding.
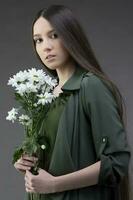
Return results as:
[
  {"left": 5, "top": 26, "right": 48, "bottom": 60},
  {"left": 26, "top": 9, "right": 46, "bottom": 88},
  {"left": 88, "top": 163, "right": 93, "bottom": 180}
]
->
[{"left": 32, "top": 5, "right": 129, "bottom": 199}]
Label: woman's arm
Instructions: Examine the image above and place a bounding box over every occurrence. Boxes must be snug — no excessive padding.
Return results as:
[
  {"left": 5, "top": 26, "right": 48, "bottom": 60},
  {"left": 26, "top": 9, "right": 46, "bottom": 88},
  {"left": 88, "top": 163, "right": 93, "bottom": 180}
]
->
[
  {"left": 24, "top": 160, "right": 101, "bottom": 194},
  {"left": 54, "top": 161, "right": 101, "bottom": 193},
  {"left": 80, "top": 74, "right": 130, "bottom": 187}
]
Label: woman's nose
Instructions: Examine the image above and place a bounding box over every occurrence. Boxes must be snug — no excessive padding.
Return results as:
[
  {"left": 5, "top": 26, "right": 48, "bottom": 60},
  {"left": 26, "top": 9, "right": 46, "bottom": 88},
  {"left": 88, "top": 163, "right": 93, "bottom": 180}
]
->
[{"left": 43, "top": 39, "right": 53, "bottom": 51}]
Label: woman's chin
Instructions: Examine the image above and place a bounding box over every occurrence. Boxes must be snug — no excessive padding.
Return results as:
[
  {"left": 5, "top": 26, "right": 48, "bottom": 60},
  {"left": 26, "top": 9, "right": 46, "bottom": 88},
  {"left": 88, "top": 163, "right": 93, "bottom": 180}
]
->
[{"left": 45, "top": 65, "right": 57, "bottom": 70}]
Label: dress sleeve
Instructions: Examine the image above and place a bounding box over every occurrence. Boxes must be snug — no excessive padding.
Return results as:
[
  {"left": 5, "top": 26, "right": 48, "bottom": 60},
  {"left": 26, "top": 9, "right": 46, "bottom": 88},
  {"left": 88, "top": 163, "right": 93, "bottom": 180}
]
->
[{"left": 81, "top": 74, "right": 130, "bottom": 187}]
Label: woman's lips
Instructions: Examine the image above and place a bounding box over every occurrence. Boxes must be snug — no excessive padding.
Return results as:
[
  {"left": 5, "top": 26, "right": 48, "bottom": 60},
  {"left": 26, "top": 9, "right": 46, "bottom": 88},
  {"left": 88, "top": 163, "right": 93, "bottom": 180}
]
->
[
  {"left": 46, "top": 55, "right": 56, "bottom": 62},
  {"left": 46, "top": 55, "right": 56, "bottom": 60}
]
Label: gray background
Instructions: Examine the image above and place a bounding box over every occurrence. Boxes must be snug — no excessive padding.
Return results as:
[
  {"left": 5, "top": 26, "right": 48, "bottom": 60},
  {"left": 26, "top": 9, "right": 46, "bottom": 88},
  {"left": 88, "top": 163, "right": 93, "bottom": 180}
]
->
[{"left": 0, "top": 0, "right": 132, "bottom": 199}]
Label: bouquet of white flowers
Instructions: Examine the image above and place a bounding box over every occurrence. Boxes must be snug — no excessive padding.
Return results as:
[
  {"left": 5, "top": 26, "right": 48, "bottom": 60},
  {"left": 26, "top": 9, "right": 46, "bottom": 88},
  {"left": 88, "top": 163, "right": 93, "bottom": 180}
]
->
[{"left": 6, "top": 68, "right": 57, "bottom": 174}]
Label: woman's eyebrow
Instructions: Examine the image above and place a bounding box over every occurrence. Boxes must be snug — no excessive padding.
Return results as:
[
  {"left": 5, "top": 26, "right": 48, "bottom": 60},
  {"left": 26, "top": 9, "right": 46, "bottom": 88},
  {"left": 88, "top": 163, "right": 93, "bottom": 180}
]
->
[
  {"left": 47, "top": 29, "right": 55, "bottom": 34},
  {"left": 33, "top": 29, "right": 55, "bottom": 37}
]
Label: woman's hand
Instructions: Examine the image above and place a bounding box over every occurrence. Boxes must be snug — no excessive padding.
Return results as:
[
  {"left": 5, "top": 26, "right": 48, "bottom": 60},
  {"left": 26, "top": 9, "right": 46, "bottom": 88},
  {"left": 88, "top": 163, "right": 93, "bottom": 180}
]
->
[
  {"left": 24, "top": 168, "right": 56, "bottom": 194},
  {"left": 14, "top": 154, "right": 38, "bottom": 174}
]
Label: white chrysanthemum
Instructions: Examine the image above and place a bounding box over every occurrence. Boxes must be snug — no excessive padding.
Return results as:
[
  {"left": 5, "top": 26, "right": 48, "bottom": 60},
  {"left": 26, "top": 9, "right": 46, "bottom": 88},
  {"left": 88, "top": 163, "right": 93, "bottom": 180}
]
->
[
  {"left": 37, "top": 92, "right": 55, "bottom": 105},
  {"left": 8, "top": 68, "right": 57, "bottom": 95},
  {"left": 8, "top": 77, "right": 18, "bottom": 87},
  {"left": 19, "top": 114, "right": 31, "bottom": 126},
  {"left": 6, "top": 108, "right": 18, "bottom": 123},
  {"left": 28, "top": 68, "right": 46, "bottom": 86},
  {"left": 15, "top": 82, "right": 38, "bottom": 95},
  {"left": 41, "top": 84, "right": 51, "bottom": 93},
  {"left": 44, "top": 75, "right": 57, "bottom": 88},
  {"left": 25, "top": 82, "right": 38, "bottom": 93},
  {"left": 15, "top": 83, "right": 27, "bottom": 95},
  {"left": 8, "top": 70, "right": 29, "bottom": 88}
]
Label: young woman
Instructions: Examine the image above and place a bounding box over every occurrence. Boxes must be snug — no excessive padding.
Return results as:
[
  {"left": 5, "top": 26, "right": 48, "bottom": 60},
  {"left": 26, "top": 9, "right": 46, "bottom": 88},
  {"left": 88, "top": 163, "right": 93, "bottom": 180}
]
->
[{"left": 14, "top": 5, "right": 130, "bottom": 200}]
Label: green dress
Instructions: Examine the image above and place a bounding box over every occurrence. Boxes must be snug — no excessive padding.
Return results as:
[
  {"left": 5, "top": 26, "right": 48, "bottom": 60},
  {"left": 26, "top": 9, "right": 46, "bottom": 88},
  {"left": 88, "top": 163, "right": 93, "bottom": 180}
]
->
[
  {"left": 42, "top": 91, "right": 72, "bottom": 172},
  {"left": 27, "top": 91, "right": 72, "bottom": 200},
  {"left": 26, "top": 67, "right": 130, "bottom": 200}
]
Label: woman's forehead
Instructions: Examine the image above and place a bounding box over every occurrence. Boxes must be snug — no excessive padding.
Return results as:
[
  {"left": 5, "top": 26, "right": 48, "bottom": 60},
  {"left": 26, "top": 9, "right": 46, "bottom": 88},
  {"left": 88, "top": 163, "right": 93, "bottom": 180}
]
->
[{"left": 33, "top": 17, "right": 54, "bottom": 36}]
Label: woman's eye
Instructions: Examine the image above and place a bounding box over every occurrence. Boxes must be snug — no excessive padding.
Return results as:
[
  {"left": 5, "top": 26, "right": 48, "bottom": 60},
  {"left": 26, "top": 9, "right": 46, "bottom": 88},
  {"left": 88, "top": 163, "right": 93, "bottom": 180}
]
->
[
  {"left": 50, "top": 33, "right": 58, "bottom": 39},
  {"left": 34, "top": 38, "right": 43, "bottom": 44}
]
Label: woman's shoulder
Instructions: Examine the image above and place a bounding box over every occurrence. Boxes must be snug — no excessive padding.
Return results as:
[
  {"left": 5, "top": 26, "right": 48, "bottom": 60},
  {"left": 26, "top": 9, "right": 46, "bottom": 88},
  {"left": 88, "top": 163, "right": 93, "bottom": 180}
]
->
[
  {"left": 81, "top": 72, "right": 108, "bottom": 92},
  {"left": 80, "top": 72, "right": 116, "bottom": 103}
]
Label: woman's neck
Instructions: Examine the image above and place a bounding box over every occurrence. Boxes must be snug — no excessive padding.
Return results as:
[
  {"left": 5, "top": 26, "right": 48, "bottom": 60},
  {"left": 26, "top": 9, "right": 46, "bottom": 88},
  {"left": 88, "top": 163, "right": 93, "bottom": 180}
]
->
[{"left": 56, "top": 62, "right": 76, "bottom": 87}]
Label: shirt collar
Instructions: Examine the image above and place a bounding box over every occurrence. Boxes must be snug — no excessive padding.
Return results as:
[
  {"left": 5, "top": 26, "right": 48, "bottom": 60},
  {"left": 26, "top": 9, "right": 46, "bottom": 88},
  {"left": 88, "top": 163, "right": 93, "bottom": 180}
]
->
[{"left": 61, "top": 67, "right": 87, "bottom": 91}]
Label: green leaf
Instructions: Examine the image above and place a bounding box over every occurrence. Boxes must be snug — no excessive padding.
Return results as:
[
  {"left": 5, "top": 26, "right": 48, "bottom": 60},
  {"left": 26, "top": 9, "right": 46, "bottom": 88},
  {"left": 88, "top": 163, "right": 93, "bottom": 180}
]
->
[
  {"left": 12, "top": 147, "right": 24, "bottom": 164},
  {"left": 15, "top": 93, "right": 22, "bottom": 101}
]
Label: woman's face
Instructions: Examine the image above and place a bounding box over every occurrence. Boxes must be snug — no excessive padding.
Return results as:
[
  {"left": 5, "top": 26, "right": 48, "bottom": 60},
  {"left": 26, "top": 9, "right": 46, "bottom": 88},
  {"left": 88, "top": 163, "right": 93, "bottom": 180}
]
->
[{"left": 33, "top": 17, "right": 71, "bottom": 70}]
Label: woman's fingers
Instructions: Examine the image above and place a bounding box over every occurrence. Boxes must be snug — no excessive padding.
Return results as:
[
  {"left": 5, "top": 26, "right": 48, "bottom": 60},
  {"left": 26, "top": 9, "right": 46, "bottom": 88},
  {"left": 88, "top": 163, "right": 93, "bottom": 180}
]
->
[
  {"left": 25, "top": 175, "right": 36, "bottom": 193},
  {"left": 14, "top": 155, "right": 38, "bottom": 174},
  {"left": 14, "top": 162, "right": 31, "bottom": 172},
  {"left": 14, "top": 156, "right": 37, "bottom": 173},
  {"left": 17, "top": 158, "right": 35, "bottom": 167},
  {"left": 22, "top": 154, "right": 38, "bottom": 163}
]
